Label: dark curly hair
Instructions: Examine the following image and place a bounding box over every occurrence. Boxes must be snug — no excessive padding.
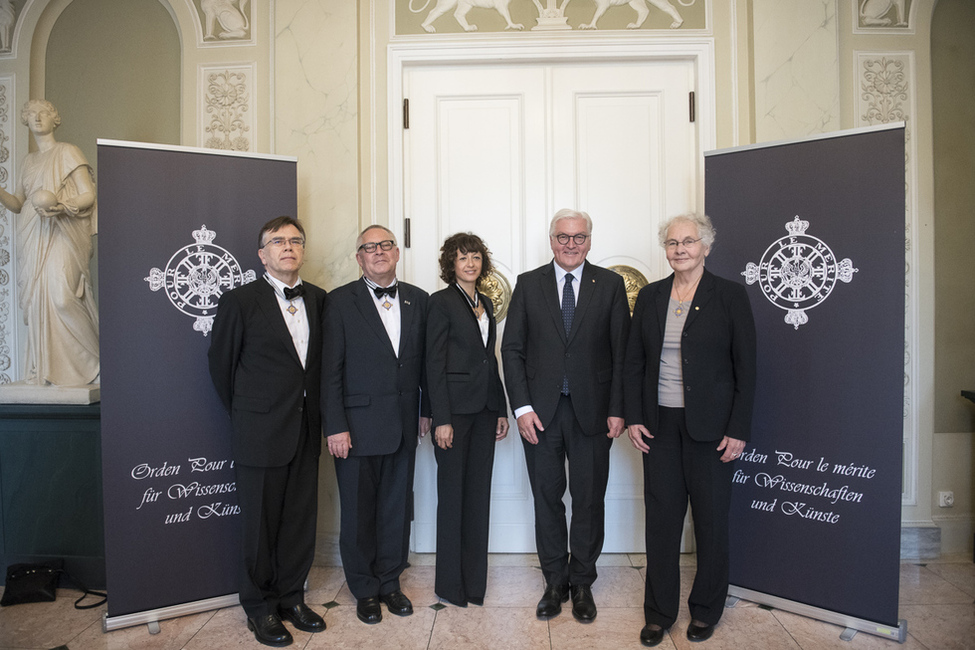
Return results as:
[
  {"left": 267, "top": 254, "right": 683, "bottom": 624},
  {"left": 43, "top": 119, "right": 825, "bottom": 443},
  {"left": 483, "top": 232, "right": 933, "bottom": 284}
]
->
[{"left": 438, "top": 232, "right": 494, "bottom": 286}]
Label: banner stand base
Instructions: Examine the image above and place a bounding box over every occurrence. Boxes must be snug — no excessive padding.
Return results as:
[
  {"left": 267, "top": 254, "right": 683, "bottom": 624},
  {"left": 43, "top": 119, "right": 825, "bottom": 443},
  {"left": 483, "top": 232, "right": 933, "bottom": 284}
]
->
[
  {"left": 103, "top": 593, "right": 240, "bottom": 632},
  {"left": 728, "top": 585, "right": 908, "bottom": 644}
]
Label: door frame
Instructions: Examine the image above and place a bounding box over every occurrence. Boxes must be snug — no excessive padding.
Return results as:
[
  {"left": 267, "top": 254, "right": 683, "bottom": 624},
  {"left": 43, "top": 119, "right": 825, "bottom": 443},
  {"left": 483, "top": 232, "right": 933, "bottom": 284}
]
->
[{"left": 387, "top": 37, "right": 717, "bottom": 258}]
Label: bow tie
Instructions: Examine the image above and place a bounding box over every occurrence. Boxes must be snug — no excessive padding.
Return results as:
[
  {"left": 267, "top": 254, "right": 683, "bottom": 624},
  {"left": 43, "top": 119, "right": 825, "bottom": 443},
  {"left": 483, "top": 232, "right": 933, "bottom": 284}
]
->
[
  {"left": 284, "top": 284, "right": 304, "bottom": 300},
  {"left": 374, "top": 284, "right": 398, "bottom": 299}
]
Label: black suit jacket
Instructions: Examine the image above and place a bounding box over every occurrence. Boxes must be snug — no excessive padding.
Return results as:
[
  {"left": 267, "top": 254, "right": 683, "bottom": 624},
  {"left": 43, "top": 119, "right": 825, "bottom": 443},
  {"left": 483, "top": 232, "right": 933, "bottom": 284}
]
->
[
  {"left": 208, "top": 277, "right": 327, "bottom": 467},
  {"left": 425, "top": 285, "right": 507, "bottom": 428},
  {"left": 321, "top": 278, "right": 430, "bottom": 456},
  {"left": 501, "top": 260, "right": 630, "bottom": 436},
  {"left": 623, "top": 268, "right": 757, "bottom": 442}
]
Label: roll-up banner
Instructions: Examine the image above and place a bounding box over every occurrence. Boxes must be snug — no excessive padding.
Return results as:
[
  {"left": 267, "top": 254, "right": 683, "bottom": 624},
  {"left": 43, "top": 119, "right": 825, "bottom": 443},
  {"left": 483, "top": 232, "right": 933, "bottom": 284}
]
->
[
  {"left": 704, "top": 124, "right": 906, "bottom": 641},
  {"left": 97, "top": 141, "right": 297, "bottom": 629}
]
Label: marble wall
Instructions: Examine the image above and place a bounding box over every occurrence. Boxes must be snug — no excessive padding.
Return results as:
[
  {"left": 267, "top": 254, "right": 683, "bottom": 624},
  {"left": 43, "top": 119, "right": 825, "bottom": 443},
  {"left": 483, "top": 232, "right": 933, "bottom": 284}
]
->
[{"left": 752, "top": 0, "right": 840, "bottom": 141}]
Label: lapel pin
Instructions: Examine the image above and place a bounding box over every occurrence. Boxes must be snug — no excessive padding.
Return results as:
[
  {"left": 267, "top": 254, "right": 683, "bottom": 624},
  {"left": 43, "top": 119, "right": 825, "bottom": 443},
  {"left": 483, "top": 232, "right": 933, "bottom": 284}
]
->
[
  {"left": 404, "top": 300, "right": 411, "bottom": 306},
  {"left": 695, "top": 306, "right": 700, "bottom": 310}
]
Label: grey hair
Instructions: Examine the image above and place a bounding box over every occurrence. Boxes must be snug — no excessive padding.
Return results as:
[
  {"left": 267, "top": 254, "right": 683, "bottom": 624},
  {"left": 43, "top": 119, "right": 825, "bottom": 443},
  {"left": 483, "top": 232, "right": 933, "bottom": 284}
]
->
[
  {"left": 658, "top": 213, "right": 715, "bottom": 250},
  {"left": 356, "top": 224, "right": 397, "bottom": 250},
  {"left": 549, "top": 208, "right": 593, "bottom": 237}
]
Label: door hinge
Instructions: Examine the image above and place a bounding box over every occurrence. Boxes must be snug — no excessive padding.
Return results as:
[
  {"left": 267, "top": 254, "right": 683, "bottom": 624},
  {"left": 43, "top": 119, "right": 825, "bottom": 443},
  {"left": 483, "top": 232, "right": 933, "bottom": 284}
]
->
[
  {"left": 404, "top": 217, "right": 411, "bottom": 248},
  {"left": 689, "top": 91, "right": 695, "bottom": 123},
  {"left": 403, "top": 98, "right": 410, "bottom": 130}
]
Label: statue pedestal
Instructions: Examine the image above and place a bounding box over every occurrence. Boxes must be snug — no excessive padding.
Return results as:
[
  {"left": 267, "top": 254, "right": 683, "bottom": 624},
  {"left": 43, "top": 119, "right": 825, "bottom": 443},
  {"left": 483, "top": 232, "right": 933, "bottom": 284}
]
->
[
  {"left": 532, "top": 15, "right": 572, "bottom": 31},
  {"left": 0, "top": 403, "right": 104, "bottom": 589},
  {"left": 0, "top": 381, "right": 100, "bottom": 405}
]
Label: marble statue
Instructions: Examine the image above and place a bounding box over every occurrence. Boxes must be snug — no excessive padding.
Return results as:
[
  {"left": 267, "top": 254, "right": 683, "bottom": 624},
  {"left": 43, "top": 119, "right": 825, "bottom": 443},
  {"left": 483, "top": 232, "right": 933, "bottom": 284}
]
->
[{"left": 0, "top": 99, "right": 99, "bottom": 391}]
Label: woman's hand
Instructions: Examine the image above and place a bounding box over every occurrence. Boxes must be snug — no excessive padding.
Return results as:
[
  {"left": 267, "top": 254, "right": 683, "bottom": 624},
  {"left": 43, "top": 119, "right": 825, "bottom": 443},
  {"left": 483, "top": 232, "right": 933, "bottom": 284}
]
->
[
  {"left": 717, "top": 436, "right": 746, "bottom": 463},
  {"left": 627, "top": 424, "right": 652, "bottom": 453},
  {"left": 495, "top": 417, "right": 509, "bottom": 441}
]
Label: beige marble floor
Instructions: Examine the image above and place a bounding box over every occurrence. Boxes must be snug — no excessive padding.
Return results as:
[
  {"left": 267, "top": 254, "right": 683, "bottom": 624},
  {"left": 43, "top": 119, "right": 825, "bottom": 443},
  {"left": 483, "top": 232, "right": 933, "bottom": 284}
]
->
[{"left": 1, "top": 553, "right": 972, "bottom": 649}]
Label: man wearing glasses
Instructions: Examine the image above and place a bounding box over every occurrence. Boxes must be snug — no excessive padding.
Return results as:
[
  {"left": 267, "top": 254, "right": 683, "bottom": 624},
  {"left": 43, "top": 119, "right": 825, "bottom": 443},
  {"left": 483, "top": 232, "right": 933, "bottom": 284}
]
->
[
  {"left": 322, "top": 225, "right": 431, "bottom": 625},
  {"left": 502, "top": 209, "right": 630, "bottom": 623},
  {"left": 209, "top": 216, "right": 328, "bottom": 647}
]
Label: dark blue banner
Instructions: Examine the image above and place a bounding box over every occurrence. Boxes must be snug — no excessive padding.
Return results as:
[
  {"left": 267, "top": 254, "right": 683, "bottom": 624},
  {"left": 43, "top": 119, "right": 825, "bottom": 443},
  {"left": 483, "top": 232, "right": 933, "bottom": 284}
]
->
[
  {"left": 705, "top": 126, "right": 905, "bottom": 628},
  {"left": 98, "top": 142, "right": 296, "bottom": 620}
]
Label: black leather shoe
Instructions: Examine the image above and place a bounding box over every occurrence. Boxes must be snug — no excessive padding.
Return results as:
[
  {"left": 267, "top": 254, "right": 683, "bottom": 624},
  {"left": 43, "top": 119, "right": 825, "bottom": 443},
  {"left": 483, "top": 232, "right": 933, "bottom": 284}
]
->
[
  {"left": 536, "top": 583, "right": 569, "bottom": 619},
  {"left": 247, "top": 614, "right": 293, "bottom": 647},
  {"left": 687, "top": 620, "right": 715, "bottom": 642},
  {"left": 380, "top": 589, "right": 414, "bottom": 616},
  {"left": 356, "top": 596, "right": 382, "bottom": 624},
  {"left": 278, "top": 603, "right": 325, "bottom": 633},
  {"left": 570, "top": 584, "right": 597, "bottom": 622},
  {"left": 640, "top": 624, "right": 666, "bottom": 647}
]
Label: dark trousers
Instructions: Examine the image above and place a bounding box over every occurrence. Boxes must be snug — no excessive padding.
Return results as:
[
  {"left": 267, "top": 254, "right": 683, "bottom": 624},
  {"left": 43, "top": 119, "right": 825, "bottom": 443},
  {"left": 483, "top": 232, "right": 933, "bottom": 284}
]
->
[
  {"left": 235, "top": 410, "right": 319, "bottom": 618},
  {"left": 334, "top": 438, "right": 415, "bottom": 599},
  {"left": 433, "top": 409, "right": 498, "bottom": 604},
  {"left": 643, "top": 406, "right": 734, "bottom": 628},
  {"left": 522, "top": 394, "right": 613, "bottom": 588}
]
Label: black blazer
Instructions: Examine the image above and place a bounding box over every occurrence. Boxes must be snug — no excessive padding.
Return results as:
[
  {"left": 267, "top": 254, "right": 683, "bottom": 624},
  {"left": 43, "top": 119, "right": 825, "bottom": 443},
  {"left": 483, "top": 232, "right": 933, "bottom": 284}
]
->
[
  {"left": 321, "top": 278, "right": 430, "bottom": 456},
  {"left": 501, "top": 260, "right": 630, "bottom": 436},
  {"left": 208, "top": 277, "right": 327, "bottom": 467},
  {"left": 623, "top": 268, "right": 757, "bottom": 442},
  {"left": 425, "top": 285, "right": 507, "bottom": 428}
]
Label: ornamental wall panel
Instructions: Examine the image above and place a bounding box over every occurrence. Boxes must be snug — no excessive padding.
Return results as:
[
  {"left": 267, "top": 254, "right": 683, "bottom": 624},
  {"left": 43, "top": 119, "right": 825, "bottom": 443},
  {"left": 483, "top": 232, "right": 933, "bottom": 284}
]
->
[
  {"left": 198, "top": 63, "right": 255, "bottom": 151},
  {"left": 856, "top": 51, "right": 917, "bottom": 505}
]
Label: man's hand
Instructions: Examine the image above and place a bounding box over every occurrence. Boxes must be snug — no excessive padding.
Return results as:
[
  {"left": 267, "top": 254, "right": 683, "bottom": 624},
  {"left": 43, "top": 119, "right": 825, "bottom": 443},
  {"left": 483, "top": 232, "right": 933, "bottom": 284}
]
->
[
  {"left": 627, "top": 424, "right": 651, "bottom": 454},
  {"left": 327, "top": 431, "right": 352, "bottom": 459},
  {"left": 434, "top": 424, "right": 454, "bottom": 450},
  {"left": 517, "top": 411, "right": 544, "bottom": 445},
  {"left": 419, "top": 417, "right": 432, "bottom": 436},
  {"left": 607, "top": 416, "right": 625, "bottom": 439}
]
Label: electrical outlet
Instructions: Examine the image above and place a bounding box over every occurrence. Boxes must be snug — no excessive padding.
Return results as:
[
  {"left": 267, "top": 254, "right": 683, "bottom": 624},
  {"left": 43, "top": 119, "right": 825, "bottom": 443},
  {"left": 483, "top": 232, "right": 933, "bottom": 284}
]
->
[{"left": 939, "top": 491, "right": 954, "bottom": 508}]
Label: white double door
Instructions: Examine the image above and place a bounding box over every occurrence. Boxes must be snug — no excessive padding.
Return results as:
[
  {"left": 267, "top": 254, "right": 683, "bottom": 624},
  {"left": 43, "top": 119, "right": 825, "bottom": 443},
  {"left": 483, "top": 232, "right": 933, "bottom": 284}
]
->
[{"left": 398, "top": 56, "right": 700, "bottom": 552}]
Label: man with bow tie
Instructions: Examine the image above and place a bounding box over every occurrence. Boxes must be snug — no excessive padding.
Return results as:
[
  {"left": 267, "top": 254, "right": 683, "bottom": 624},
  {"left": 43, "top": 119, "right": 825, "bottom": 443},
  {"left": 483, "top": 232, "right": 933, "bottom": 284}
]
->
[
  {"left": 322, "top": 224, "right": 432, "bottom": 625},
  {"left": 209, "top": 216, "right": 328, "bottom": 647}
]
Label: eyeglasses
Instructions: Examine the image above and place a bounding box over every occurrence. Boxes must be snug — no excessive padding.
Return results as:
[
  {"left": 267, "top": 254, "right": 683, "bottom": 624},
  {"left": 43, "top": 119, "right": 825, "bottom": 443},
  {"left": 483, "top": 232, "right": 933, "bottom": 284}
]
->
[
  {"left": 263, "top": 237, "right": 305, "bottom": 248},
  {"left": 358, "top": 240, "right": 396, "bottom": 253},
  {"left": 554, "top": 233, "right": 590, "bottom": 245},
  {"left": 664, "top": 237, "right": 702, "bottom": 249}
]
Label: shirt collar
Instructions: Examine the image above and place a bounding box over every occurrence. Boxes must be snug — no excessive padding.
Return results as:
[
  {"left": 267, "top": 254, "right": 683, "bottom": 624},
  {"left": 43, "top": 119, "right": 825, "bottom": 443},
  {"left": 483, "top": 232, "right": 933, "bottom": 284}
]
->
[
  {"left": 553, "top": 260, "right": 583, "bottom": 285},
  {"left": 264, "top": 273, "right": 302, "bottom": 300}
]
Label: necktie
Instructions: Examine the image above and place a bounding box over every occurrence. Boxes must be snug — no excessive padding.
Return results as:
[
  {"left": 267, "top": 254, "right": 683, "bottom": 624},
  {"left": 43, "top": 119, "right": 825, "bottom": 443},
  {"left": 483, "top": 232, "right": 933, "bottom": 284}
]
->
[
  {"left": 374, "top": 284, "right": 397, "bottom": 299},
  {"left": 284, "top": 284, "right": 304, "bottom": 300},
  {"left": 561, "top": 274, "right": 575, "bottom": 395}
]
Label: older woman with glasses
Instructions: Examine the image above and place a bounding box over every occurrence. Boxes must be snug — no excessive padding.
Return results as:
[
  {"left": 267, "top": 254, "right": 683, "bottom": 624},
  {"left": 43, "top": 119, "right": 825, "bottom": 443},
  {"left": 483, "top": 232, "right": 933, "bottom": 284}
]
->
[
  {"left": 623, "top": 213, "right": 756, "bottom": 646},
  {"left": 425, "top": 232, "right": 509, "bottom": 608}
]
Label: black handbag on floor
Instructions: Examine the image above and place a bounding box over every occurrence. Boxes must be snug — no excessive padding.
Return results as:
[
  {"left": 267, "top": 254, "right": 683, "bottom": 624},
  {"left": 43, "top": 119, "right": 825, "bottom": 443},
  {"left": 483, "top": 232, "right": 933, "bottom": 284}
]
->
[{"left": 1, "top": 560, "right": 107, "bottom": 609}]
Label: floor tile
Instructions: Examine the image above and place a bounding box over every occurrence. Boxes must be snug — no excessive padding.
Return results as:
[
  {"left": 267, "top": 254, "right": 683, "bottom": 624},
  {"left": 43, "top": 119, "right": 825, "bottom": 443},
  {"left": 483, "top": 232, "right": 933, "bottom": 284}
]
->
[
  {"left": 428, "top": 606, "right": 549, "bottom": 650},
  {"left": 899, "top": 563, "right": 974, "bottom": 605},
  {"left": 900, "top": 602, "right": 975, "bottom": 650}
]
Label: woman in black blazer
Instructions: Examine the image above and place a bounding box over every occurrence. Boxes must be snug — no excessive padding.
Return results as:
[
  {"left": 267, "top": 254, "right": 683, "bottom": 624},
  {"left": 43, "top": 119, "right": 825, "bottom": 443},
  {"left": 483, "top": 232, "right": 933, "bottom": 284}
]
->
[
  {"left": 623, "top": 213, "right": 756, "bottom": 647},
  {"left": 425, "top": 232, "right": 509, "bottom": 607}
]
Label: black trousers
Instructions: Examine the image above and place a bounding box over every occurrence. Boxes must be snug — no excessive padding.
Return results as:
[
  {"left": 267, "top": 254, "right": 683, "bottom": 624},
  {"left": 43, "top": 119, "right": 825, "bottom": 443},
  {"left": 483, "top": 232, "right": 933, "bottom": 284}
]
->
[
  {"left": 522, "top": 394, "right": 613, "bottom": 588},
  {"left": 433, "top": 408, "right": 498, "bottom": 604},
  {"left": 334, "top": 438, "right": 415, "bottom": 599},
  {"left": 235, "top": 410, "right": 319, "bottom": 618},
  {"left": 643, "top": 406, "right": 734, "bottom": 628}
]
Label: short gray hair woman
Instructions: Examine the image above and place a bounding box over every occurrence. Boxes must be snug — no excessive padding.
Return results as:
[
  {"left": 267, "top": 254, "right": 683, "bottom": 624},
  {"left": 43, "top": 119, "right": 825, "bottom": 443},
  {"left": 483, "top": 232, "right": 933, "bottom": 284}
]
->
[{"left": 623, "top": 212, "right": 757, "bottom": 646}]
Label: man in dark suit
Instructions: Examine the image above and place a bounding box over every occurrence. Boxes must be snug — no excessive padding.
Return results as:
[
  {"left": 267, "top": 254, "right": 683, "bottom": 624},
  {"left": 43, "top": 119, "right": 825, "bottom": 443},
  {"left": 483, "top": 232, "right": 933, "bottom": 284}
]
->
[
  {"left": 322, "top": 225, "right": 431, "bottom": 625},
  {"left": 501, "top": 209, "right": 630, "bottom": 623},
  {"left": 209, "top": 216, "right": 327, "bottom": 647}
]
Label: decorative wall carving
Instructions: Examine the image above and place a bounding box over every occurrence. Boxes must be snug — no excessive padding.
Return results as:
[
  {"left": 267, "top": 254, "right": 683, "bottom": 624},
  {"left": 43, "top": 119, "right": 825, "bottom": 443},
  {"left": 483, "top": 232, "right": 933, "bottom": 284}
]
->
[
  {"left": 608, "top": 264, "right": 648, "bottom": 315},
  {"left": 193, "top": 0, "right": 253, "bottom": 44},
  {"left": 854, "top": 0, "right": 914, "bottom": 34},
  {"left": 480, "top": 270, "right": 511, "bottom": 322},
  {"left": 0, "top": 77, "right": 12, "bottom": 383},
  {"left": 200, "top": 66, "right": 253, "bottom": 151},
  {"left": 856, "top": 51, "right": 916, "bottom": 503},
  {"left": 0, "top": 0, "right": 16, "bottom": 55},
  {"left": 399, "top": 0, "right": 705, "bottom": 34}
]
